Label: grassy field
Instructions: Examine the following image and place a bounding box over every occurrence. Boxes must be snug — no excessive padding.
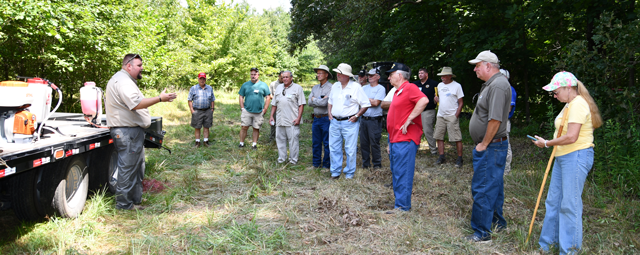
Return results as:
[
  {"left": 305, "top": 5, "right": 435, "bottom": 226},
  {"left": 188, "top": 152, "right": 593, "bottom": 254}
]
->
[{"left": 1, "top": 85, "right": 638, "bottom": 254}]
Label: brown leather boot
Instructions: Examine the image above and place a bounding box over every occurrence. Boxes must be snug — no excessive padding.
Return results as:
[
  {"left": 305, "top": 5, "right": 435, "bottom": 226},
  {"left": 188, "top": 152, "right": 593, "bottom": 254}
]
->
[{"left": 195, "top": 141, "right": 201, "bottom": 148}]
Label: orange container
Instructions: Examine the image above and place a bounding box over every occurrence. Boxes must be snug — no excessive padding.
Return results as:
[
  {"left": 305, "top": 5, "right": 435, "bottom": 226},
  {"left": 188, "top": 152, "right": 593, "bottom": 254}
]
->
[{"left": 13, "top": 110, "right": 36, "bottom": 135}]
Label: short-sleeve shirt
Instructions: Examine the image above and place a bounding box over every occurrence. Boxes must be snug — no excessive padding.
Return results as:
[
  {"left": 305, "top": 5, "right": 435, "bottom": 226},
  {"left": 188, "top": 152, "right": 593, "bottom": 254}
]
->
[
  {"left": 383, "top": 87, "right": 397, "bottom": 102},
  {"left": 413, "top": 78, "right": 439, "bottom": 110},
  {"left": 327, "top": 81, "right": 371, "bottom": 117},
  {"left": 469, "top": 73, "right": 511, "bottom": 144},
  {"left": 509, "top": 86, "right": 517, "bottom": 119},
  {"left": 238, "top": 80, "right": 270, "bottom": 113},
  {"left": 188, "top": 84, "right": 215, "bottom": 109},
  {"left": 269, "top": 80, "right": 282, "bottom": 97},
  {"left": 436, "top": 80, "right": 464, "bottom": 117},
  {"left": 362, "top": 84, "right": 386, "bottom": 117},
  {"left": 271, "top": 83, "right": 306, "bottom": 126},
  {"left": 387, "top": 81, "right": 427, "bottom": 145},
  {"left": 554, "top": 96, "right": 594, "bottom": 156},
  {"left": 105, "top": 70, "right": 151, "bottom": 128}
]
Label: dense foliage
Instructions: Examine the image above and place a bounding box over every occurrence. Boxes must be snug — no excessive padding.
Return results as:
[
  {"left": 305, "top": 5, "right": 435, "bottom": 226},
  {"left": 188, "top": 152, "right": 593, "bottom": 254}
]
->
[
  {"left": 289, "top": 0, "right": 639, "bottom": 196},
  {"left": 0, "top": 0, "right": 324, "bottom": 111}
]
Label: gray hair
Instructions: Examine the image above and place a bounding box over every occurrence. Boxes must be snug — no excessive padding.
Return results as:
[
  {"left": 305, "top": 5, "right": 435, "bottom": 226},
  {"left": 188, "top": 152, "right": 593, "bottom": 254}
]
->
[
  {"left": 282, "top": 70, "right": 293, "bottom": 77},
  {"left": 483, "top": 61, "right": 500, "bottom": 69},
  {"left": 397, "top": 70, "right": 410, "bottom": 80}
]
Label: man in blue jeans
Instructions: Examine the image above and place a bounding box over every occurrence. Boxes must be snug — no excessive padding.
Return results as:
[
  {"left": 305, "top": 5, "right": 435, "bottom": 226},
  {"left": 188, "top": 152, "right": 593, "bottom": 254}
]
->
[
  {"left": 308, "top": 65, "right": 333, "bottom": 169},
  {"left": 327, "top": 63, "right": 370, "bottom": 179},
  {"left": 466, "top": 50, "right": 512, "bottom": 243}
]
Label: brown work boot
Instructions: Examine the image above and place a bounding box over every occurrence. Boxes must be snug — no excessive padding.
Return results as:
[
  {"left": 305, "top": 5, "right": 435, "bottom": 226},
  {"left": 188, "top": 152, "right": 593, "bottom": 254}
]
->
[{"left": 195, "top": 141, "right": 200, "bottom": 148}]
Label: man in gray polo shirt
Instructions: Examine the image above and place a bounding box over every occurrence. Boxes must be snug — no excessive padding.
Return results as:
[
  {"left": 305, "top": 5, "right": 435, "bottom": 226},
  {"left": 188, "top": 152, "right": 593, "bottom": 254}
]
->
[
  {"left": 308, "top": 65, "right": 333, "bottom": 169},
  {"left": 465, "top": 50, "right": 511, "bottom": 243},
  {"left": 106, "top": 53, "right": 177, "bottom": 210},
  {"left": 269, "top": 71, "right": 306, "bottom": 164}
]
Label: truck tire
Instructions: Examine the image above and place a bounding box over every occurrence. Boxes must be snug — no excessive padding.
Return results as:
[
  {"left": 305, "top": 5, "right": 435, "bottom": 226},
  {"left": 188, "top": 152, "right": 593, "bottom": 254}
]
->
[
  {"left": 51, "top": 156, "right": 89, "bottom": 218},
  {"left": 9, "top": 169, "right": 42, "bottom": 221}
]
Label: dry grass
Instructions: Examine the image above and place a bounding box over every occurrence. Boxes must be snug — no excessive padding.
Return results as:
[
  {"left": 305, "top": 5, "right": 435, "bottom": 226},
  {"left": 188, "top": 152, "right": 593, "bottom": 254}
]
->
[{"left": 0, "top": 87, "right": 638, "bottom": 254}]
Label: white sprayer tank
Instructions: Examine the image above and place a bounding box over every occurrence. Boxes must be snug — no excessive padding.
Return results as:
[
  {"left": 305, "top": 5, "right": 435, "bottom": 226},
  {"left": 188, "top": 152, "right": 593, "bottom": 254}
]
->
[
  {"left": 80, "top": 81, "right": 102, "bottom": 119},
  {"left": 26, "top": 78, "right": 53, "bottom": 124}
]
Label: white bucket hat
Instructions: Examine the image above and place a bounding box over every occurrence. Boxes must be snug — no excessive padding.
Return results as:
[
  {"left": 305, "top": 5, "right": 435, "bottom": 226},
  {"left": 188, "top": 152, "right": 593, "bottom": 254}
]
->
[
  {"left": 437, "top": 67, "right": 456, "bottom": 78},
  {"left": 332, "top": 63, "right": 354, "bottom": 77}
]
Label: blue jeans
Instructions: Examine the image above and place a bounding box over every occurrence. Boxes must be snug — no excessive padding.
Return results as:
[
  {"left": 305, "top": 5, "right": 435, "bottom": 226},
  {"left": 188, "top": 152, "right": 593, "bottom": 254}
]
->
[
  {"left": 539, "top": 147, "right": 594, "bottom": 255},
  {"left": 470, "top": 139, "right": 508, "bottom": 239},
  {"left": 390, "top": 141, "right": 419, "bottom": 211},
  {"left": 312, "top": 116, "right": 331, "bottom": 168},
  {"left": 329, "top": 118, "right": 359, "bottom": 178}
]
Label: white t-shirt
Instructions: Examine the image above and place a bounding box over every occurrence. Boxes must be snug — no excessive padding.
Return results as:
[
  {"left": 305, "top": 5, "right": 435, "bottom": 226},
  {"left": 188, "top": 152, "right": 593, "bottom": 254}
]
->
[
  {"left": 436, "top": 80, "right": 464, "bottom": 117},
  {"left": 383, "top": 87, "right": 397, "bottom": 102},
  {"left": 328, "top": 81, "right": 371, "bottom": 117}
]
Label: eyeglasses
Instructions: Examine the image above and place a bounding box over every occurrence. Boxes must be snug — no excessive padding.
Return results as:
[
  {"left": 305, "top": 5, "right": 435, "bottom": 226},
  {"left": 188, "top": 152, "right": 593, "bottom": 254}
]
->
[{"left": 124, "top": 54, "right": 140, "bottom": 66}]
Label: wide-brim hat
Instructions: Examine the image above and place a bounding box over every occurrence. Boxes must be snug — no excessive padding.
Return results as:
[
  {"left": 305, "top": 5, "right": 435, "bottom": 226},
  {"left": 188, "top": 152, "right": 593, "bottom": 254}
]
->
[
  {"left": 437, "top": 67, "right": 456, "bottom": 78},
  {"left": 385, "top": 62, "right": 411, "bottom": 74},
  {"left": 543, "top": 71, "right": 578, "bottom": 91},
  {"left": 333, "top": 63, "right": 354, "bottom": 77},
  {"left": 313, "top": 65, "right": 333, "bottom": 79},
  {"left": 469, "top": 50, "right": 499, "bottom": 64}
]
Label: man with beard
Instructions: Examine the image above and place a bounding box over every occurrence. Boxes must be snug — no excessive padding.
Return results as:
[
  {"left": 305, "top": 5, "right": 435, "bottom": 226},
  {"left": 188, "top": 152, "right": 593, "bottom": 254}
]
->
[{"left": 106, "top": 53, "right": 177, "bottom": 210}]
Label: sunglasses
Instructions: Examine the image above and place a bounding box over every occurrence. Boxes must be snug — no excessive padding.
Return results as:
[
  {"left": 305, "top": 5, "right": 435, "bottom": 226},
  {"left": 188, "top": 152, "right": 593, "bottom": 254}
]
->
[{"left": 124, "top": 54, "right": 140, "bottom": 66}]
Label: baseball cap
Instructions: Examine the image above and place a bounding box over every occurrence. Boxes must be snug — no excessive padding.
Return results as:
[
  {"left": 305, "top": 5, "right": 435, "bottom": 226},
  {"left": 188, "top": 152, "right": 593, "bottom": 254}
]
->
[
  {"left": 468, "top": 50, "right": 500, "bottom": 64},
  {"left": 368, "top": 67, "right": 379, "bottom": 75},
  {"left": 542, "top": 71, "right": 578, "bottom": 91},
  {"left": 198, "top": 72, "right": 206, "bottom": 79},
  {"left": 385, "top": 62, "right": 411, "bottom": 74}
]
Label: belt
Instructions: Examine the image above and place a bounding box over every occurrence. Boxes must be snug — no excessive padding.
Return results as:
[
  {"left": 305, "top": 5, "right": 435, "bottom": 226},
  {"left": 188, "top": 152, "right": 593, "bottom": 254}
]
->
[
  {"left": 314, "top": 114, "right": 328, "bottom": 118},
  {"left": 334, "top": 115, "right": 355, "bottom": 121},
  {"left": 362, "top": 116, "right": 382, "bottom": 121},
  {"left": 490, "top": 136, "right": 508, "bottom": 143},
  {"left": 194, "top": 108, "right": 210, "bottom": 110}
]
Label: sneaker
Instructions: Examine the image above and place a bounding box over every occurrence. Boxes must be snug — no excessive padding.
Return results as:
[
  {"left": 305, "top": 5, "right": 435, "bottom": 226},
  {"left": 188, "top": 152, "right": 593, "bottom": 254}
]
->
[
  {"left": 195, "top": 142, "right": 201, "bottom": 148},
  {"left": 436, "top": 155, "right": 445, "bottom": 165},
  {"left": 239, "top": 143, "right": 245, "bottom": 148},
  {"left": 331, "top": 175, "right": 340, "bottom": 180},
  {"left": 203, "top": 141, "right": 209, "bottom": 147},
  {"left": 384, "top": 182, "right": 393, "bottom": 188},
  {"left": 464, "top": 234, "right": 491, "bottom": 243},
  {"left": 455, "top": 157, "right": 463, "bottom": 168},
  {"left": 252, "top": 145, "right": 257, "bottom": 150}
]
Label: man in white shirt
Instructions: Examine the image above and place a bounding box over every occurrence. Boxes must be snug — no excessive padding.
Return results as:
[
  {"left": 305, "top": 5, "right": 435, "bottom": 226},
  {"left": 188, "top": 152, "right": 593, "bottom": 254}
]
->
[
  {"left": 433, "top": 67, "right": 465, "bottom": 167},
  {"left": 327, "top": 63, "right": 371, "bottom": 179}
]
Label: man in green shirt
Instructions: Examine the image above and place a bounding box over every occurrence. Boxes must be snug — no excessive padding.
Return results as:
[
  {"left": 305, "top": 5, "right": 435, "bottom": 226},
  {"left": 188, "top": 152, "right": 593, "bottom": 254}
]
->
[{"left": 238, "top": 67, "right": 271, "bottom": 149}]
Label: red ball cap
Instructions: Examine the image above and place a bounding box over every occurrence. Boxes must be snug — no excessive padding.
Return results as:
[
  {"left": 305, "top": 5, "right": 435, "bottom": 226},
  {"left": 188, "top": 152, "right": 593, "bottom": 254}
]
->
[{"left": 198, "top": 72, "right": 206, "bottom": 79}]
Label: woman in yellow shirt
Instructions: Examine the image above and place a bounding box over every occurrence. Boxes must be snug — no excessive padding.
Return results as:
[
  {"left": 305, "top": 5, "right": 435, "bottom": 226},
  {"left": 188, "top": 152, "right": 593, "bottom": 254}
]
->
[{"left": 532, "top": 71, "right": 603, "bottom": 254}]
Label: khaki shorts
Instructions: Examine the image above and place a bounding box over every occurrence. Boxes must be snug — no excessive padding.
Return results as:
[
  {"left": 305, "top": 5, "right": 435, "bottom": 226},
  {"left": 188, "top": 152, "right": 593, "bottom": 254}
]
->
[
  {"left": 241, "top": 109, "right": 264, "bottom": 129},
  {"left": 434, "top": 115, "right": 462, "bottom": 142},
  {"left": 191, "top": 108, "right": 213, "bottom": 129}
]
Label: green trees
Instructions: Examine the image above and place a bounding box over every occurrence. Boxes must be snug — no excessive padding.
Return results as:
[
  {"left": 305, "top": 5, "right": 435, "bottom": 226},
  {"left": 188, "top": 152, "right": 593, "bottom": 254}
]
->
[
  {"left": 289, "top": 0, "right": 640, "bottom": 195},
  {"left": 1, "top": 0, "right": 324, "bottom": 111}
]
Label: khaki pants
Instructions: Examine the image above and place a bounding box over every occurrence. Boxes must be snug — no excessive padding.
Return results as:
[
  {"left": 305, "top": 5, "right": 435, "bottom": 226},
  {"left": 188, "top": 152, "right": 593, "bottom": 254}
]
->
[
  {"left": 276, "top": 125, "right": 300, "bottom": 164},
  {"left": 420, "top": 110, "right": 437, "bottom": 154}
]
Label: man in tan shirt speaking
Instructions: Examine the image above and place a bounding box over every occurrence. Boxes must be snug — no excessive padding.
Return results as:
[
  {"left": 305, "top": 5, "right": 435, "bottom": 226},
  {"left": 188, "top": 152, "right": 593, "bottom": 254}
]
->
[{"left": 106, "top": 53, "right": 176, "bottom": 210}]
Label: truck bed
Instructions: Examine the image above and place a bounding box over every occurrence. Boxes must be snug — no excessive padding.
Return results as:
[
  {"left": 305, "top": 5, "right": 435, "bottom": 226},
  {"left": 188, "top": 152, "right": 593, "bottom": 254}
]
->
[{"left": 1, "top": 113, "right": 164, "bottom": 179}]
